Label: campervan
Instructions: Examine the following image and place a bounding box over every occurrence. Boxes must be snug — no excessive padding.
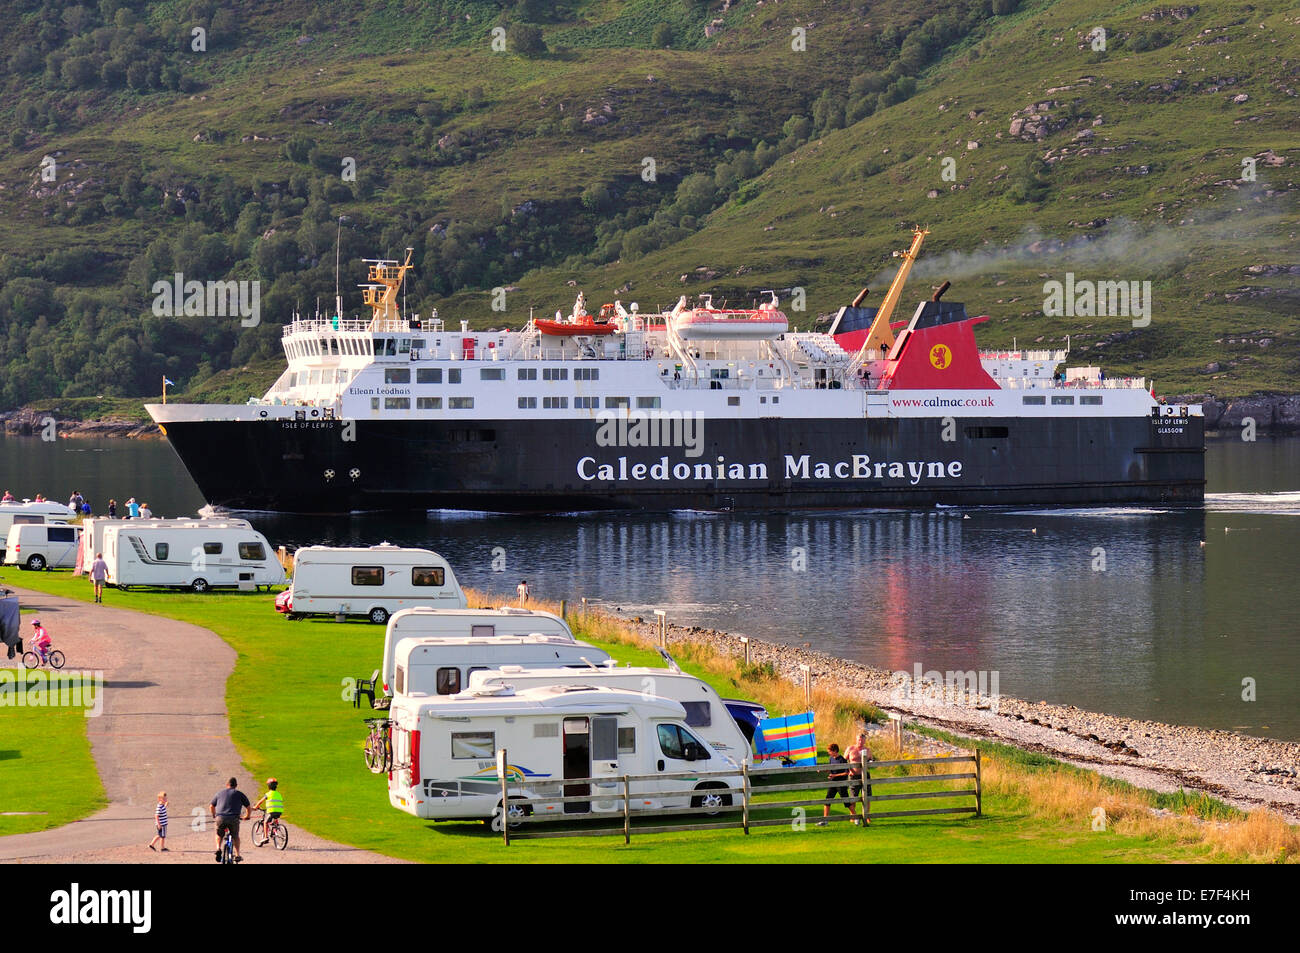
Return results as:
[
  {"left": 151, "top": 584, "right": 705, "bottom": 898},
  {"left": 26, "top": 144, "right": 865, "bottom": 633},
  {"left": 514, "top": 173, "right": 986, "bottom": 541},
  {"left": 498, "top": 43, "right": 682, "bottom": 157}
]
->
[
  {"left": 0, "top": 502, "right": 71, "bottom": 559},
  {"left": 3, "top": 523, "right": 82, "bottom": 571},
  {"left": 278, "top": 545, "right": 465, "bottom": 624},
  {"left": 100, "top": 520, "right": 284, "bottom": 591},
  {"left": 467, "top": 658, "right": 753, "bottom": 764},
  {"left": 381, "top": 606, "right": 580, "bottom": 694},
  {"left": 387, "top": 684, "right": 741, "bottom": 823},
  {"left": 391, "top": 632, "right": 611, "bottom": 698}
]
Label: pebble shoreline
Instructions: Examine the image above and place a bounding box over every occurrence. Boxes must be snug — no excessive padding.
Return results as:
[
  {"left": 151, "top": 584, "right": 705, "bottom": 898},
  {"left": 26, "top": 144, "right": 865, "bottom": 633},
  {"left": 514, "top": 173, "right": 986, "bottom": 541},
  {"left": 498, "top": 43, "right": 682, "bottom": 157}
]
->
[{"left": 611, "top": 611, "right": 1300, "bottom": 821}]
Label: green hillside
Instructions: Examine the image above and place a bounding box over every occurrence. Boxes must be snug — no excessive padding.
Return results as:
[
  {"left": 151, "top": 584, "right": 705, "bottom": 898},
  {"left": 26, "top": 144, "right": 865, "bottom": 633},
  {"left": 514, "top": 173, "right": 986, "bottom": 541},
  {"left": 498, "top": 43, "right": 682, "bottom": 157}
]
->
[{"left": 0, "top": 0, "right": 1295, "bottom": 410}]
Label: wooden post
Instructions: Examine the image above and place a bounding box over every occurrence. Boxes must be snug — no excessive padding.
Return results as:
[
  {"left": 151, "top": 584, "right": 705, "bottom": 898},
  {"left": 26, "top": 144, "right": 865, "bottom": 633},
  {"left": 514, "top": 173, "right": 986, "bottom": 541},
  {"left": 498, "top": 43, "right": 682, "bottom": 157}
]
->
[
  {"left": 742, "top": 762, "right": 750, "bottom": 835},
  {"left": 740, "top": 635, "right": 750, "bottom": 666},
  {"left": 559, "top": 599, "right": 567, "bottom": 620},
  {"left": 798, "top": 663, "right": 811, "bottom": 706},
  {"left": 974, "top": 749, "right": 982, "bottom": 818},
  {"left": 654, "top": 609, "right": 667, "bottom": 649},
  {"left": 622, "top": 775, "right": 631, "bottom": 845},
  {"left": 581, "top": 597, "right": 588, "bottom": 619},
  {"left": 860, "top": 750, "right": 871, "bottom": 824},
  {"left": 498, "top": 748, "right": 510, "bottom": 846}
]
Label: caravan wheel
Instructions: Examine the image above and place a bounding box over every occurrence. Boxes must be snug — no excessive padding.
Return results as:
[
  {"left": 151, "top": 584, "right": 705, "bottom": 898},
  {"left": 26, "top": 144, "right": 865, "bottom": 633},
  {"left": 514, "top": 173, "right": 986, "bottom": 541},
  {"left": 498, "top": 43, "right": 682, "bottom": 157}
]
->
[
  {"left": 368, "top": 607, "right": 389, "bottom": 625},
  {"left": 190, "top": 578, "right": 210, "bottom": 593},
  {"left": 488, "top": 798, "right": 532, "bottom": 831}
]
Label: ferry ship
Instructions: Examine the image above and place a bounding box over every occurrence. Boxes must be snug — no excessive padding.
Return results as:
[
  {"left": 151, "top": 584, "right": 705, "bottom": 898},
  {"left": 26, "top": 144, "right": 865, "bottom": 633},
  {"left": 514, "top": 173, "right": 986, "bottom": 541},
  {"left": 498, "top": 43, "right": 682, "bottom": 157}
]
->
[{"left": 147, "top": 230, "right": 1205, "bottom": 513}]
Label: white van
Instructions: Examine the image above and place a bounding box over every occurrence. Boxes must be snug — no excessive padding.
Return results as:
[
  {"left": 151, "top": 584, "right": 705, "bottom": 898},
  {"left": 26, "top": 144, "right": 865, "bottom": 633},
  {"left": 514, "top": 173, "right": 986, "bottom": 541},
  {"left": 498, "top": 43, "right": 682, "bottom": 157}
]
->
[
  {"left": 0, "top": 502, "right": 71, "bottom": 559},
  {"left": 387, "top": 684, "right": 740, "bottom": 823},
  {"left": 392, "top": 633, "right": 611, "bottom": 698},
  {"left": 3, "top": 523, "right": 82, "bottom": 571},
  {"left": 467, "top": 659, "right": 753, "bottom": 764},
  {"left": 381, "top": 606, "right": 578, "bottom": 694},
  {"left": 278, "top": 545, "right": 465, "bottom": 624},
  {"left": 101, "top": 520, "right": 284, "bottom": 592}
]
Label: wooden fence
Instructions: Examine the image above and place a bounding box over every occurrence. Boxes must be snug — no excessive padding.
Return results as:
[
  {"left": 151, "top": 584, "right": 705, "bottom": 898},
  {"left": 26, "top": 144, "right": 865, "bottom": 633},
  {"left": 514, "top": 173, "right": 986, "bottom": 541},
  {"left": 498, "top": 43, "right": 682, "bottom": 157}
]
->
[{"left": 497, "top": 750, "right": 981, "bottom": 844}]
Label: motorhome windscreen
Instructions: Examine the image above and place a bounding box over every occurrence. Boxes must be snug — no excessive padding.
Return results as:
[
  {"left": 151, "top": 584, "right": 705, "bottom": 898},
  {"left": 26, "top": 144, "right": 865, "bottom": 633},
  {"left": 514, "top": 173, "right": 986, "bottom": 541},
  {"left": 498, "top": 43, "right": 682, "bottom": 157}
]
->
[{"left": 412, "top": 567, "right": 445, "bottom": 586}]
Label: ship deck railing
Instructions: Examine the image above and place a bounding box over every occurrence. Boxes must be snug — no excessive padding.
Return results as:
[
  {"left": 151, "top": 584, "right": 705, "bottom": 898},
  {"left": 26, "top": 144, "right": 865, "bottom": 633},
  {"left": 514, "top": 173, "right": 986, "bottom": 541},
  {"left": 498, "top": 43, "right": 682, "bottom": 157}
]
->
[
  {"left": 1004, "top": 377, "right": 1147, "bottom": 390},
  {"left": 979, "top": 349, "right": 1067, "bottom": 362}
]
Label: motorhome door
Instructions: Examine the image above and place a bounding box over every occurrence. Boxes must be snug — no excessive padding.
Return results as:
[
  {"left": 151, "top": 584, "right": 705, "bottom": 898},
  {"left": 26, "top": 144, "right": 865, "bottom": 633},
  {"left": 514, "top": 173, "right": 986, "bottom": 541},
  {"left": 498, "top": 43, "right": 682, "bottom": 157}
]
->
[{"left": 562, "top": 717, "right": 591, "bottom": 813}]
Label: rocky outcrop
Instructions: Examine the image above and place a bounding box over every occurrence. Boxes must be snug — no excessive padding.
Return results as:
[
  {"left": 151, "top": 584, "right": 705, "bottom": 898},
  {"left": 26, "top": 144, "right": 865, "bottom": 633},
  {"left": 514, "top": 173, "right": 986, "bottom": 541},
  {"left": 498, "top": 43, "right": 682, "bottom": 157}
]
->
[
  {"left": 0, "top": 410, "right": 160, "bottom": 439},
  {"left": 1168, "top": 394, "right": 1300, "bottom": 432}
]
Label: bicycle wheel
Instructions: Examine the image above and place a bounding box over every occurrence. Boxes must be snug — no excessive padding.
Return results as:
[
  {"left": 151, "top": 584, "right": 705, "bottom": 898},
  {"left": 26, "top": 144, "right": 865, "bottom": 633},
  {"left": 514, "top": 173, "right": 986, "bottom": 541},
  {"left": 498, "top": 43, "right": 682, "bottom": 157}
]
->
[
  {"left": 381, "top": 734, "right": 393, "bottom": 773},
  {"left": 364, "top": 733, "right": 383, "bottom": 773},
  {"left": 21, "top": 651, "right": 39, "bottom": 669},
  {"left": 47, "top": 650, "right": 65, "bottom": 670},
  {"left": 270, "top": 821, "right": 288, "bottom": 850},
  {"left": 251, "top": 819, "right": 265, "bottom": 846},
  {"left": 222, "top": 838, "right": 234, "bottom": 865}
]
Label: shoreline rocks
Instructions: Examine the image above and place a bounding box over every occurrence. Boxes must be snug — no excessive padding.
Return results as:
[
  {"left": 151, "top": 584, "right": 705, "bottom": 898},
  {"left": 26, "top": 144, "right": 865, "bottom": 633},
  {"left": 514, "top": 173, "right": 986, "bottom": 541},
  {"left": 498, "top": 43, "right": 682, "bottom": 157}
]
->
[
  {"left": 611, "top": 612, "right": 1300, "bottom": 821},
  {"left": 0, "top": 410, "right": 161, "bottom": 439}
]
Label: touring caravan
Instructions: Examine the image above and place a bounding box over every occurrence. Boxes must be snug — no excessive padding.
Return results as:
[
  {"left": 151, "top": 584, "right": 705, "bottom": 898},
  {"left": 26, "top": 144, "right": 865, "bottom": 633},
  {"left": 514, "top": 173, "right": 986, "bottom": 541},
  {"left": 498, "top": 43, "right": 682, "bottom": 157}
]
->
[
  {"left": 391, "top": 632, "right": 611, "bottom": 698},
  {"left": 0, "top": 502, "right": 71, "bottom": 559},
  {"left": 3, "top": 523, "right": 82, "bottom": 571},
  {"left": 75, "top": 517, "right": 252, "bottom": 575},
  {"left": 467, "top": 659, "right": 753, "bottom": 764},
  {"left": 381, "top": 606, "right": 580, "bottom": 694},
  {"left": 100, "top": 520, "right": 284, "bottom": 591},
  {"left": 387, "top": 684, "right": 741, "bottom": 823},
  {"left": 277, "top": 545, "right": 465, "bottom": 624}
]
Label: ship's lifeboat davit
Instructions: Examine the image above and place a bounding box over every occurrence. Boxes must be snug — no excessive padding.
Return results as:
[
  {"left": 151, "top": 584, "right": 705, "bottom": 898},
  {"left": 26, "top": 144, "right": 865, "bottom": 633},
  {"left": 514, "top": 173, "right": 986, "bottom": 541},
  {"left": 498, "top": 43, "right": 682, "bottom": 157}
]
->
[
  {"left": 536, "top": 294, "right": 619, "bottom": 336},
  {"left": 674, "top": 293, "right": 789, "bottom": 341}
]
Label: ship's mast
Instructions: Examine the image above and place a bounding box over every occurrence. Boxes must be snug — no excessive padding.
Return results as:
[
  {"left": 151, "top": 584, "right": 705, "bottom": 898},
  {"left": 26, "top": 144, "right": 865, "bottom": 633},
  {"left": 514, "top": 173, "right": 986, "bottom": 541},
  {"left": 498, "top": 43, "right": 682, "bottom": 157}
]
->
[{"left": 361, "top": 247, "right": 414, "bottom": 329}]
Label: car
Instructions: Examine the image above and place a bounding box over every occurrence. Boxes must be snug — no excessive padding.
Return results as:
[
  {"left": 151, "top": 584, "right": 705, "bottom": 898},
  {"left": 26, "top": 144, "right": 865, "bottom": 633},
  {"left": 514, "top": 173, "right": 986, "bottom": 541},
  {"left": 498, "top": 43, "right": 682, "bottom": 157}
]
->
[{"left": 722, "top": 698, "right": 769, "bottom": 743}]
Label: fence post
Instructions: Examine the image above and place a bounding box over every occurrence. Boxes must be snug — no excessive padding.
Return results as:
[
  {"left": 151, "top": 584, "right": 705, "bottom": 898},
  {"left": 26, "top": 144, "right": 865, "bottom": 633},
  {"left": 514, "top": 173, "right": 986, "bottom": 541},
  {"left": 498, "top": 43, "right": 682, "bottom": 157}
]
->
[
  {"left": 623, "top": 775, "right": 631, "bottom": 845},
  {"left": 560, "top": 599, "right": 567, "bottom": 620},
  {"left": 740, "top": 635, "right": 750, "bottom": 666},
  {"left": 654, "top": 609, "right": 667, "bottom": 648},
  {"left": 860, "top": 751, "right": 870, "bottom": 824},
  {"left": 799, "top": 663, "right": 811, "bottom": 706},
  {"left": 498, "top": 748, "right": 510, "bottom": 847},
  {"left": 975, "top": 749, "right": 982, "bottom": 818},
  {"left": 742, "top": 762, "right": 750, "bottom": 835},
  {"left": 581, "top": 597, "right": 588, "bottom": 619}
]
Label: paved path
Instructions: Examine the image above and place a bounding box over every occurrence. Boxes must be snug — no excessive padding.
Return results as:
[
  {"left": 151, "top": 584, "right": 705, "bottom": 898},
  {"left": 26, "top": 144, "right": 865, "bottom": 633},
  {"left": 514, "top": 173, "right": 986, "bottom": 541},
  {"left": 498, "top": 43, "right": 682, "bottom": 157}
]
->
[{"left": 0, "top": 585, "right": 399, "bottom": 863}]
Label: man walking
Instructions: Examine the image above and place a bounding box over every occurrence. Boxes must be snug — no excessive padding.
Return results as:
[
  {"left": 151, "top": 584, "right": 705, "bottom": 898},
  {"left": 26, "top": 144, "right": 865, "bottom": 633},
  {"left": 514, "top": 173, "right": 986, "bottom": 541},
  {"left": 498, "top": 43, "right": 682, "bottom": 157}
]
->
[{"left": 89, "top": 551, "right": 109, "bottom": 604}]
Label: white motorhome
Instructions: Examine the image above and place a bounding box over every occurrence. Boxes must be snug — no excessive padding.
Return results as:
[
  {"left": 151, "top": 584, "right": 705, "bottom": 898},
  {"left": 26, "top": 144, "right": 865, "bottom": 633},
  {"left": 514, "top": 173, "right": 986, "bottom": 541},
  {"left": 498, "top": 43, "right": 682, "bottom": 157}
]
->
[
  {"left": 0, "top": 502, "right": 71, "bottom": 559},
  {"left": 100, "top": 520, "right": 284, "bottom": 592},
  {"left": 381, "top": 606, "right": 579, "bottom": 694},
  {"left": 279, "top": 545, "right": 465, "bottom": 624},
  {"left": 387, "top": 684, "right": 740, "bottom": 823},
  {"left": 3, "top": 523, "right": 81, "bottom": 571},
  {"left": 391, "top": 632, "right": 611, "bottom": 698},
  {"left": 467, "top": 660, "right": 753, "bottom": 764}
]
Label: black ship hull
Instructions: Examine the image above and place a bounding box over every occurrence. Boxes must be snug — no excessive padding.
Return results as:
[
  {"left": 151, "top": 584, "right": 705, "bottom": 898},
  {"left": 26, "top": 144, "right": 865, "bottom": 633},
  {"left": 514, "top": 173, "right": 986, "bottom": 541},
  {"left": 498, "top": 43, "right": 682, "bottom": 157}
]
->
[{"left": 157, "top": 412, "right": 1205, "bottom": 514}]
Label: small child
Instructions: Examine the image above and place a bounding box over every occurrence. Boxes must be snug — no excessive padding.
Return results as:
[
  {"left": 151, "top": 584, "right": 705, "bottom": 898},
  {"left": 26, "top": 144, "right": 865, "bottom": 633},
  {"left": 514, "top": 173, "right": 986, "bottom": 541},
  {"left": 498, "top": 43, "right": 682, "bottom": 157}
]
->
[
  {"left": 252, "top": 778, "right": 284, "bottom": 845},
  {"left": 148, "top": 791, "right": 169, "bottom": 851},
  {"left": 29, "top": 620, "right": 51, "bottom": 662}
]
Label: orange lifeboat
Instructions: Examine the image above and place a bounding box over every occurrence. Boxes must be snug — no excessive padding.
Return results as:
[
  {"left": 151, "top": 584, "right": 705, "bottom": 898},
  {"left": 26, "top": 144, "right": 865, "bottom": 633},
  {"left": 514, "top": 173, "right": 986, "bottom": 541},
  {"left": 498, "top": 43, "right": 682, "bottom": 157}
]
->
[{"left": 536, "top": 295, "right": 618, "bottom": 336}]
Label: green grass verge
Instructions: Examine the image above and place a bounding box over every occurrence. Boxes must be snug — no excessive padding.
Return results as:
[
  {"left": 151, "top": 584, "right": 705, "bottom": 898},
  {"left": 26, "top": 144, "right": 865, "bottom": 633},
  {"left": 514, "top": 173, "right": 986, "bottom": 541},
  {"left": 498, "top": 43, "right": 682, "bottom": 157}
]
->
[
  {"left": 1, "top": 568, "right": 1224, "bottom": 862},
  {"left": 0, "top": 667, "right": 108, "bottom": 836}
]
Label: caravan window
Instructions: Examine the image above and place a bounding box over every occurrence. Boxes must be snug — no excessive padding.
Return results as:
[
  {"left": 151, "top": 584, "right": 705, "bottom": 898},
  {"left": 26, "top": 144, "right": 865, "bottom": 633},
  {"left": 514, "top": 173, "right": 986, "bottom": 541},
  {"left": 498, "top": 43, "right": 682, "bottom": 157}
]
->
[
  {"left": 451, "top": 731, "right": 494, "bottom": 759},
  {"left": 436, "top": 667, "right": 461, "bottom": 695},
  {"left": 394, "top": 665, "right": 405, "bottom": 694},
  {"left": 411, "top": 567, "right": 445, "bottom": 587},
  {"left": 618, "top": 727, "right": 636, "bottom": 753},
  {"left": 470, "top": 625, "right": 494, "bottom": 638},
  {"left": 351, "top": 566, "right": 383, "bottom": 586},
  {"left": 155, "top": 543, "right": 169, "bottom": 560},
  {"left": 238, "top": 542, "right": 266, "bottom": 560},
  {"left": 203, "top": 542, "right": 223, "bottom": 555},
  {"left": 680, "top": 701, "right": 712, "bottom": 728}
]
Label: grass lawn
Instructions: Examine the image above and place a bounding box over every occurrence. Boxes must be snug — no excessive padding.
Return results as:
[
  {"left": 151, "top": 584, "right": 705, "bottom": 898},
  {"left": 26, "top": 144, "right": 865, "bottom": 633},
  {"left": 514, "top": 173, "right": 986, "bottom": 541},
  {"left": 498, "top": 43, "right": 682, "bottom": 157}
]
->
[
  {"left": 0, "top": 568, "right": 1227, "bottom": 862},
  {"left": 0, "top": 667, "right": 107, "bottom": 835}
]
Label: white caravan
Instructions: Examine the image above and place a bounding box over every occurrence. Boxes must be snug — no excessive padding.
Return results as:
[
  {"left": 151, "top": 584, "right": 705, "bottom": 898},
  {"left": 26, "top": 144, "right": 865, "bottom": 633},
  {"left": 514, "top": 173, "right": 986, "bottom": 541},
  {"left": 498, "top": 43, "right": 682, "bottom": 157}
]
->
[
  {"left": 387, "top": 684, "right": 740, "bottom": 823},
  {"left": 467, "top": 659, "right": 753, "bottom": 764},
  {"left": 0, "top": 502, "right": 71, "bottom": 559},
  {"left": 280, "top": 545, "right": 465, "bottom": 624},
  {"left": 3, "top": 523, "right": 82, "bottom": 571},
  {"left": 75, "top": 517, "right": 252, "bottom": 575},
  {"left": 100, "top": 520, "right": 284, "bottom": 592},
  {"left": 391, "top": 632, "right": 611, "bottom": 698},
  {"left": 381, "top": 606, "right": 579, "bottom": 694}
]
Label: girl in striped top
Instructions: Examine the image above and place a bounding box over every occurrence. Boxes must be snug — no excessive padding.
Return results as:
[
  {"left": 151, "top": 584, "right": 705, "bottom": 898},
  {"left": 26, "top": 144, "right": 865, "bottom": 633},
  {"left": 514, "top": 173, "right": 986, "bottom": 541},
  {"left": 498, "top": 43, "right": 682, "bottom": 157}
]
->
[{"left": 148, "top": 791, "right": 169, "bottom": 851}]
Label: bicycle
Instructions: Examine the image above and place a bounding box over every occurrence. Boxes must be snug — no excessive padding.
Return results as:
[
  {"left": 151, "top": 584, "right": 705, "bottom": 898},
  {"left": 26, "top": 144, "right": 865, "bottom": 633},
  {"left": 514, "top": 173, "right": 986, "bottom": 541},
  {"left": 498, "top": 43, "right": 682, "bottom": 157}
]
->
[
  {"left": 252, "top": 808, "right": 289, "bottom": 850},
  {"left": 22, "top": 646, "right": 65, "bottom": 670},
  {"left": 217, "top": 822, "right": 236, "bottom": 865},
  {"left": 363, "top": 717, "right": 392, "bottom": 774}
]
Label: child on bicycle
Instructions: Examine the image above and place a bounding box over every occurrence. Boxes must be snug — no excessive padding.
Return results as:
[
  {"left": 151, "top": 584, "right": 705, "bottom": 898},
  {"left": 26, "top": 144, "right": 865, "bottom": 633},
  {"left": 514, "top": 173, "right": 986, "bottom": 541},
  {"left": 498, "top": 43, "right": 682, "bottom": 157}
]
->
[
  {"left": 252, "top": 778, "right": 284, "bottom": 845},
  {"left": 29, "top": 620, "right": 51, "bottom": 662}
]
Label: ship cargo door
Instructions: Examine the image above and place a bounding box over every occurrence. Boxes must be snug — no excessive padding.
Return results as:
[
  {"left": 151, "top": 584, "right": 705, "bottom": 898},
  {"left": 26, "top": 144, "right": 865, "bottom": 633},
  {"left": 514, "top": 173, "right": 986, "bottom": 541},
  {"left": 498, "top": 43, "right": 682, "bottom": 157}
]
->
[
  {"left": 866, "top": 392, "right": 889, "bottom": 418},
  {"left": 562, "top": 717, "right": 591, "bottom": 813}
]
